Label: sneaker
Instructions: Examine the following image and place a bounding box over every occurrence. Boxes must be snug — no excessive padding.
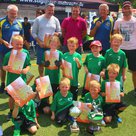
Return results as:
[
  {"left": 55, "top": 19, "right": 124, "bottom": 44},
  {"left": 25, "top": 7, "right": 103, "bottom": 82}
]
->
[
  {"left": 7, "top": 111, "right": 12, "bottom": 121},
  {"left": 13, "top": 129, "right": 20, "bottom": 136},
  {"left": 117, "top": 117, "right": 122, "bottom": 123},
  {"left": 88, "top": 126, "right": 101, "bottom": 131},
  {"left": 0, "top": 83, "right": 5, "bottom": 94},
  {"left": 87, "top": 127, "right": 94, "bottom": 135},
  {"left": 101, "top": 120, "right": 106, "bottom": 126}
]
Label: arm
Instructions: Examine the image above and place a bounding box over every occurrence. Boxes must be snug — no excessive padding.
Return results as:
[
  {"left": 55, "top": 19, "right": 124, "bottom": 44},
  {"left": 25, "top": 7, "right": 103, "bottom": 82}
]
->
[
  {"left": 51, "top": 111, "right": 55, "bottom": 120},
  {"left": 84, "top": 65, "right": 88, "bottom": 74},
  {"left": 35, "top": 118, "right": 40, "bottom": 128},
  {"left": 12, "top": 103, "right": 19, "bottom": 119},
  {"left": 22, "top": 66, "right": 30, "bottom": 74},
  {"left": 75, "top": 58, "right": 82, "bottom": 69},
  {"left": 122, "top": 68, "right": 127, "bottom": 82}
]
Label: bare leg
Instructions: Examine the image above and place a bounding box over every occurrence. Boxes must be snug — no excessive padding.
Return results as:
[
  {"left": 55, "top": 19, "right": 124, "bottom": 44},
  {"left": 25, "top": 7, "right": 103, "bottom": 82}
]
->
[{"left": 38, "top": 65, "right": 44, "bottom": 77}]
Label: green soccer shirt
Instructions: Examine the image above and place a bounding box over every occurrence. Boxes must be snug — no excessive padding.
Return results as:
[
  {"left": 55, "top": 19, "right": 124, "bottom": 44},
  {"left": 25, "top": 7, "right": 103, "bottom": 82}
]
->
[
  {"left": 51, "top": 91, "right": 73, "bottom": 115},
  {"left": 3, "top": 49, "right": 31, "bottom": 85},
  {"left": 63, "top": 52, "right": 82, "bottom": 87}
]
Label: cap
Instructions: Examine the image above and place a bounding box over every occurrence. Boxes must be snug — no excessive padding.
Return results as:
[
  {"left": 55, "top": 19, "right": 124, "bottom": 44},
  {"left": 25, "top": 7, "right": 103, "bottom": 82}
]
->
[
  {"left": 122, "top": 1, "right": 132, "bottom": 8},
  {"left": 90, "top": 40, "right": 102, "bottom": 50},
  {"left": 45, "top": 3, "right": 55, "bottom": 8}
]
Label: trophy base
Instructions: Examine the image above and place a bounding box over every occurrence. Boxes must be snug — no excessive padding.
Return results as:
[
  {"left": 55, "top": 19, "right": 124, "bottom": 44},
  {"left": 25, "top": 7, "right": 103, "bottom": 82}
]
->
[{"left": 70, "top": 125, "right": 80, "bottom": 133}]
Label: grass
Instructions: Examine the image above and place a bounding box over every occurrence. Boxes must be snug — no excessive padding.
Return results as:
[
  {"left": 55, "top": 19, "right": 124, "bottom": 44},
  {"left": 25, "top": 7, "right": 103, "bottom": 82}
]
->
[{"left": 0, "top": 53, "right": 136, "bottom": 136}]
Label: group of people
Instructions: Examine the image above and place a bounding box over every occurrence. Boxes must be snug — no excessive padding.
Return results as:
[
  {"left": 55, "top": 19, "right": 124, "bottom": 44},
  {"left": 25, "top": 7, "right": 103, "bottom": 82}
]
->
[{"left": 0, "top": 0, "right": 136, "bottom": 135}]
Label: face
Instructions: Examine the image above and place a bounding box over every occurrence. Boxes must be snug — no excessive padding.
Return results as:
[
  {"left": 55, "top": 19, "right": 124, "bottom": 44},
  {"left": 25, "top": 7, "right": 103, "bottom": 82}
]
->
[
  {"left": 108, "top": 70, "right": 118, "bottom": 81},
  {"left": 91, "top": 46, "right": 101, "bottom": 55},
  {"left": 59, "top": 84, "right": 70, "bottom": 96},
  {"left": 49, "top": 40, "right": 58, "bottom": 50},
  {"left": 99, "top": 6, "right": 109, "bottom": 19},
  {"left": 111, "top": 38, "right": 122, "bottom": 51},
  {"left": 89, "top": 86, "right": 100, "bottom": 99},
  {"left": 8, "top": 9, "right": 18, "bottom": 22},
  {"left": 122, "top": 6, "right": 132, "bottom": 17},
  {"left": 72, "top": 7, "right": 80, "bottom": 19},
  {"left": 45, "top": 6, "right": 54, "bottom": 18},
  {"left": 67, "top": 42, "right": 77, "bottom": 53},
  {"left": 12, "top": 39, "right": 23, "bottom": 50}
]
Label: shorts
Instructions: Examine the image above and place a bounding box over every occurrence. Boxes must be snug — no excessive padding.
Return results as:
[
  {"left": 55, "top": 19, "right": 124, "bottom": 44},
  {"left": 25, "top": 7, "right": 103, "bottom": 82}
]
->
[
  {"left": 122, "top": 49, "right": 136, "bottom": 71},
  {"left": 103, "top": 102, "right": 127, "bottom": 117}
]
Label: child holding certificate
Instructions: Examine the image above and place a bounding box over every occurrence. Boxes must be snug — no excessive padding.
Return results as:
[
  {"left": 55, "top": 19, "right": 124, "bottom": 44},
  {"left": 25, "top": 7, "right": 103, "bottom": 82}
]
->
[
  {"left": 42, "top": 35, "right": 63, "bottom": 95},
  {"left": 3, "top": 35, "right": 31, "bottom": 120},
  {"left": 101, "top": 64, "right": 127, "bottom": 124},
  {"left": 12, "top": 99, "right": 40, "bottom": 136},
  {"left": 82, "top": 40, "right": 106, "bottom": 97},
  {"left": 51, "top": 77, "right": 73, "bottom": 125},
  {"left": 62, "top": 37, "right": 82, "bottom": 100}
]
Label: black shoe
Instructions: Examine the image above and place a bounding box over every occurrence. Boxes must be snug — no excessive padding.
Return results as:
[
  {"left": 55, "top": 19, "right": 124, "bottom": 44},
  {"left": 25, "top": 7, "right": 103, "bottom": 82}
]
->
[
  {"left": 7, "top": 111, "right": 12, "bottom": 121},
  {"left": 87, "top": 126, "right": 94, "bottom": 135},
  {"left": 0, "top": 83, "right": 5, "bottom": 94}
]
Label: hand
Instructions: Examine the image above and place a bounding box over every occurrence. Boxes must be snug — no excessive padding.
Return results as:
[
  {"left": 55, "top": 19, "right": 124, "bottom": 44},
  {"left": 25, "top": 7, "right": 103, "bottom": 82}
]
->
[
  {"left": 3, "top": 65, "right": 12, "bottom": 72},
  {"left": 3, "top": 40, "right": 9, "bottom": 48},
  {"left": 96, "top": 21, "right": 101, "bottom": 28},
  {"left": 87, "top": 103, "right": 93, "bottom": 109},
  {"left": 45, "top": 60, "right": 50, "bottom": 67},
  {"left": 120, "top": 92, "right": 124, "bottom": 97},
  {"left": 38, "top": 40, "right": 45, "bottom": 48},
  {"left": 100, "top": 71, "right": 105, "bottom": 78},
  {"left": 74, "top": 58, "right": 79, "bottom": 63},
  {"left": 84, "top": 66, "right": 88, "bottom": 73},
  {"left": 22, "top": 68, "right": 29, "bottom": 74},
  {"left": 122, "top": 75, "right": 126, "bottom": 82},
  {"left": 36, "top": 123, "right": 40, "bottom": 129},
  {"left": 51, "top": 114, "right": 55, "bottom": 120}
]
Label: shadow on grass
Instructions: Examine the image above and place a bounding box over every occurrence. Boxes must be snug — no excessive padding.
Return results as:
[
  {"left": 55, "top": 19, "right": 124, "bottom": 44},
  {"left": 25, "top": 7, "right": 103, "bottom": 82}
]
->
[
  {"left": 0, "top": 93, "right": 8, "bottom": 99},
  {"left": 0, "top": 101, "right": 8, "bottom": 111},
  {"left": 0, "top": 114, "right": 9, "bottom": 125},
  {"left": 3, "top": 125, "right": 14, "bottom": 136}
]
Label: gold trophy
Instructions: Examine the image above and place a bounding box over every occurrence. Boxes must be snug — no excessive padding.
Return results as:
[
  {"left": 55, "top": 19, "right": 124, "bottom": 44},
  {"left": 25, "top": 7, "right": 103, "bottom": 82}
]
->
[{"left": 70, "top": 106, "right": 81, "bottom": 133}]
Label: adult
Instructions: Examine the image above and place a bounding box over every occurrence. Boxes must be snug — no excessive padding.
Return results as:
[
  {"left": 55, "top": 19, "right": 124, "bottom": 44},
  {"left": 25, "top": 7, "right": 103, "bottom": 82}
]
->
[
  {"left": 61, "top": 5, "right": 87, "bottom": 54},
  {"left": 0, "top": 4, "right": 24, "bottom": 93},
  {"left": 22, "top": 17, "right": 31, "bottom": 49},
  {"left": 31, "top": 3, "right": 61, "bottom": 77},
  {"left": 90, "top": 4, "right": 114, "bottom": 55},
  {"left": 114, "top": 1, "right": 136, "bottom": 94}
]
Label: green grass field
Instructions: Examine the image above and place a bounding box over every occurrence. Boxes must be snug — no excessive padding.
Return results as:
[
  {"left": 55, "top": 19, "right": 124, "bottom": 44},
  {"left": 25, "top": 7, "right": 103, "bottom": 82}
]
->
[{"left": 0, "top": 53, "right": 136, "bottom": 136}]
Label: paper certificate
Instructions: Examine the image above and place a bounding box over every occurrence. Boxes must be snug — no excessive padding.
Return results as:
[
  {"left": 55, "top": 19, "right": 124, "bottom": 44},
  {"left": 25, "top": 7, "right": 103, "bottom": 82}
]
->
[
  {"left": 44, "top": 33, "right": 52, "bottom": 48},
  {"left": 45, "top": 50, "right": 59, "bottom": 70},
  {"left": 9, "top": 31, "right": 19, "bottom": 48},
  {"left": 5, "top": 77, "right": 35, "bottom": 107},
  {"left": 8, "top": 50, "right": 27, "bottom": 73},
  {"left": 85, "top": 73, "right": 100, "bottom": 90},
  {"left": 36, "top": 76, "right": 53, "bottom": 99},
  {"left": 62, "top": 59, "right": 73, "bottom": 79},
  {"left": 106, "top": 82, "right": 120, "bottom": 103}
]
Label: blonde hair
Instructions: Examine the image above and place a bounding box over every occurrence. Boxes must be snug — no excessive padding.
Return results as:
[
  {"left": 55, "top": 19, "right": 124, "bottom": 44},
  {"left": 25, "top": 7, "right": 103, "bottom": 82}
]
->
[
  {"left": 67, "top": 37, "right": 78, "bottom": 46},
  {"left": 12, "top": 35, "right": 23, "bottom": 43},
  {"left": 49, "top": 35, "right": 61, "bottom": 48},
  {"left": 99, "top": 4, "right": 109, "bottom": 11},
  {"left": 89, "top": 80, "right": 101, "bottom": 90},
  {"left": 111, "top": 34, "right": 123, "bottom": 43},
  {"left": 107, "top": 63, "right": 120, "bottom": 73},
  {"left": 60, "top": 77, "right": 70, "bottom": 86},
  {"left": 7, "top": 4, "right": 18, "bottom": 12}
]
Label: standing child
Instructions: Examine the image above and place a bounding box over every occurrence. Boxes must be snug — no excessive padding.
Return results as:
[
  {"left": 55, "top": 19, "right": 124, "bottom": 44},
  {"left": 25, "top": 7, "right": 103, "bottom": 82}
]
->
[
  {"left": 82, "top": 40, "right": 105, "bottom": 97},
  {"left": 51, "top": 77, "right": 73, "bottom": 125},
  {"left": 3, "top": 35, "right": 31, "bottom": 120},
  {"left": 12, "top": 99, "right": 40, "bottom": 136},
  {"left": 101, "top": 64, "right": 127, "bottom": 123},
  {"left": 104, "top": 34, "right": 127, "bottom": 89},
  {"left": 62, "top": 37, "right": 82, "bottom": 100},
  {"left": 84, "top": 80, "right": 103, "bottom": 134},
  {"left": 42, "top": 35, "right": 63, "bottom": 95}
]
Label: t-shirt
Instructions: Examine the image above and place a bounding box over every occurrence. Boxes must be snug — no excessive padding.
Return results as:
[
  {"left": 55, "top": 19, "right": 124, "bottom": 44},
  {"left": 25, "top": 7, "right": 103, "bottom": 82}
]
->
[
  {"left": 3, "top": 49, "right": 31, "bottom": 85},
  {"left": 51, "top": 91, "right": 73, "bottom": 115},
  {"left": 42, "top": 49, "right": 63, "bottom": 84},
  {"left": 104, "top": 48, "right": 127, "bottom": 81},
  {"left": 19, "top": 100, "right": 36, "bottom": 122},
  {"left": 84, "top": 92, "right": 103, "bottom": 110},
  {"left": 114, "top": 16, "right": 136, "bottom": 50},
  {"left": 63, "top": 52, "right": 82, "bottom": 87}
]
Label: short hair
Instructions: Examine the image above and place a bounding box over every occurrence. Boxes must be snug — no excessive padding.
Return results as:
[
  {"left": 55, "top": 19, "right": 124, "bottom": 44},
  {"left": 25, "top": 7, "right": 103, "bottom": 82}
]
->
[
  {"left": 99, "top": 4, "right": 109, "bottom": 11},
  {"left": 24, "top": 17, "right": 28, "bottom": 20},
  {"left": 60, "top": 77, "right": 70, "bottom": 86},
  {"left": 89, "top": 80, "right": 101, "bottom": 90},
  {"left": 107, "top": 63, "right": 120, "bottom": 74},
  {"left": 7, "top": 4, "right": 18, "bottom": 12},
  {"left": 12, "top": 35, "right": 23, "bottom": 43},
  {"left": 111, "top": 34, "right": 123, "bottom": 43},
  {"left": 45, "top": 3, "right": 55, "bottom": 9},
  {"left": 72, "top": 5, "right": 80, "bottom": 10},
  {"left": 49, "top": 35, "right": 61, "bottom": 48},
  {"left": 67, "top": 37, "right": 78, "bottom": 45}
]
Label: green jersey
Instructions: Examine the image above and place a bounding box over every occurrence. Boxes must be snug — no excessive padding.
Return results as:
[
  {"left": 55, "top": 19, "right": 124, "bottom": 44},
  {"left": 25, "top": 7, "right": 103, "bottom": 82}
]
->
[
  {"left": 51, "top": 91, "right": 73, "bottom": 115},
  {"left": 84, "top": 92, "right": 103, "bottom": 110},
  {"left": 3, "top": 49, "right": 31, "bottom": 85},
  {"left": 42, "top": 50, "right": 63, "bottom": 84},
  {"left": 63, "top": 52, "right": 82, "bottom": 86},
  {"left": 83, "top": 53, "right": 106, "bottom": 87},
  {"left": 19, "top": 100, "right": 36, "bottom": 122},
  {"left": 104, "top": 48, "right": 127, "bottom": 81}
]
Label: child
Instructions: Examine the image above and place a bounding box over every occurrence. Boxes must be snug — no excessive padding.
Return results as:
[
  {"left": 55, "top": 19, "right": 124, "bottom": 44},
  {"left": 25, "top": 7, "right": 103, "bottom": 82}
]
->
[
  {"left": 42, "top": 35, "right": 63, "bottom": 95},
  {"left": 101, "top": 64, "right": 127, "bottom": 123},
  {"left": 62, "top": 37, "right": 82, "bottom": 100},
  {"left": 3, "top": 35, "right": 31, "bottom": 120},
  {"left": 51, "top": 77, "right": 73, "bottom": 124},
  {"left": 12, "top": 99, "right": 40, "bottom": 136},
  {"left": 82, "top": 40, "right": 106, "bottom": 97},
  {"left": 84, "top": 80, "right": 103, "bottom": 134},
  {"left": 104, "top": 34, "right": 127, "bottom": 89}
]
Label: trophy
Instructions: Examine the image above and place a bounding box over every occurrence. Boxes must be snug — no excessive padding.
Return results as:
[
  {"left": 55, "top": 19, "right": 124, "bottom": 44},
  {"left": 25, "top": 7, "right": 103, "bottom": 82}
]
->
[{"left": 70, "top": 106, "right": 81, "bottom": 133}]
